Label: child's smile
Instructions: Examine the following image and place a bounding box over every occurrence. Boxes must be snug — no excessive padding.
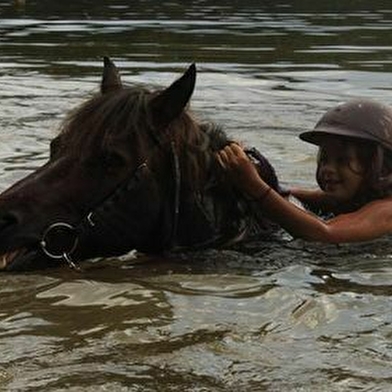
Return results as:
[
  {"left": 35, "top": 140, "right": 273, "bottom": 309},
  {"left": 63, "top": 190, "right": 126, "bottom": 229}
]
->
[{"left": 317, "top": 140, "right": 365, "bottom": 203}]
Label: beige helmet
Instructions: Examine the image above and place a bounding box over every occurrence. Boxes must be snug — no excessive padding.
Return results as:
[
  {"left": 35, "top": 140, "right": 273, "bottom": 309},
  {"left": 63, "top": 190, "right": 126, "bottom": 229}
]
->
[{"left": 299, "top": 99, "right": 392, "bottom": 151}]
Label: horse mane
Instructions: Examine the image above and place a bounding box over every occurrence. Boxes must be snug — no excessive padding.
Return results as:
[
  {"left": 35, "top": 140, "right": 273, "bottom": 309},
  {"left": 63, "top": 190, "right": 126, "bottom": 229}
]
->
[
  {"left": 57, "top": 86, "right": 229, "bottom": 191},
  {"left": 58, "top": 88, "right": 153, "bottom": 160}
]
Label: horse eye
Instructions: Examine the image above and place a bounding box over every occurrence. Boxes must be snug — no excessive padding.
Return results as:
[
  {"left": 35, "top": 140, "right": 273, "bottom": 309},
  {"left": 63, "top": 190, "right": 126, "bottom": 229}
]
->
[{"left": 103, "top": 151, "right": 127, "bottom": 170}]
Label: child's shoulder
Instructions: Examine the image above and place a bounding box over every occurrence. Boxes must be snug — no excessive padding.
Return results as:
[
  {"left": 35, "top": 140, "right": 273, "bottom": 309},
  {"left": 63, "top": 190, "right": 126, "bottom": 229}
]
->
[
  {"left": 359, "top": 197, "right": 392, "bottom": 221},
  {"left": 365, "top": 196, "right": 392, "bottom": 208}
]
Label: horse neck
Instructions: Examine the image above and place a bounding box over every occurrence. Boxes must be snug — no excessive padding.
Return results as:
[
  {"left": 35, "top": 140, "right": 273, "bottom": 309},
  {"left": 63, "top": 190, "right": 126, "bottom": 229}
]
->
[
  {"left": 165, "top": 126, "right": 239, "bottom": 248},
  {"left": 177, "top": 123, "right": 227, "bottom": 190}
]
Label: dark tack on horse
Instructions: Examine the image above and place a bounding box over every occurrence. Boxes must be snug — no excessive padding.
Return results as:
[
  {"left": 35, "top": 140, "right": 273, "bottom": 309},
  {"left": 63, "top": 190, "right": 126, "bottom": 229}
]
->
[{"left": 0, "top": 57, "right": 280, "bottom": 271}]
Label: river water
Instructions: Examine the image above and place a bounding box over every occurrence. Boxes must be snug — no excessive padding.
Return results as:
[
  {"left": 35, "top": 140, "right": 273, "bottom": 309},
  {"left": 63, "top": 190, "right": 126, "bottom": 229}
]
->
[{"left": 1, "top": 1, "right": 392, "bottom": 391}]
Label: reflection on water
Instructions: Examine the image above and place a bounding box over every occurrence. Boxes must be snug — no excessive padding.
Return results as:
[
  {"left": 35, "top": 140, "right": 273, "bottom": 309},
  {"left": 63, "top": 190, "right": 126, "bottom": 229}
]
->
[{"left": 1, "top": 1, "right": 392, "bottom": 390}]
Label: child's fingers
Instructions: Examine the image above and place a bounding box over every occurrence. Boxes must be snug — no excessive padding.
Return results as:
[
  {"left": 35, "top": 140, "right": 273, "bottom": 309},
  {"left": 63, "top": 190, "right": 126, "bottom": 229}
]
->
[{"left": 216, "top": 151, "right": 227, "bottom": 169}]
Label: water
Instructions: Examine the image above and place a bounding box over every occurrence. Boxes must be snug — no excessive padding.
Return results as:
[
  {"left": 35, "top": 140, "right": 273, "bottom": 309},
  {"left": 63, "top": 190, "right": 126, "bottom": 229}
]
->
[{"left": 1, "top": 1, "right": 392, "bottom": 390}]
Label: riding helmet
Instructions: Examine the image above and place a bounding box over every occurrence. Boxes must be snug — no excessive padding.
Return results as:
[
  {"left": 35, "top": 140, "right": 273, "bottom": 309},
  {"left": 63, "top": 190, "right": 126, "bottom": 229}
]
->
[{"left": 299, "top": 99, "right": 392, "bottom": 151}]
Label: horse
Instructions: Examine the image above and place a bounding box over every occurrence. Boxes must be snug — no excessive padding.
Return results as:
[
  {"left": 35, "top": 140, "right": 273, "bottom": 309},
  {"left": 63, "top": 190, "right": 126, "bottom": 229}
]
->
[{"left": 0, "top": 57, "right": 281, "bottom": 271}]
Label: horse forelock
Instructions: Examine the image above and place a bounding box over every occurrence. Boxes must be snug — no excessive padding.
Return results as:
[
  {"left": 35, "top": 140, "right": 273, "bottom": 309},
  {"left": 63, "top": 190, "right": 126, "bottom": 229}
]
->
[
  {"left": 58, "top": 87, "right": 154, "bottom": 161},
  {"left": 57, "top": 85, "right": 227, "bottom": 191}
]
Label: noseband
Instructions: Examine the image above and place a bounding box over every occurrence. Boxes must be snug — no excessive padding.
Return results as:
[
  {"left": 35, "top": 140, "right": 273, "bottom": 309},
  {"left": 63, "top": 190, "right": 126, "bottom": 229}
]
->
[{"left": 39, "top": 142, "right": 181, "bottom": 271}]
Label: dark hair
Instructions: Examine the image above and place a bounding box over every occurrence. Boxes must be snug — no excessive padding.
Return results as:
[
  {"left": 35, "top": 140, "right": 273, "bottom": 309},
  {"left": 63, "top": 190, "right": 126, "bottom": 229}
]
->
[
  {"left": 316, "top": 136, "right": 392, "bottom": 207},
  {"left": 57, "top": 87, "right": 227, "bottom": 192},
  {"left": 365, "top": 144, "right": 392, "bottom": 198}
]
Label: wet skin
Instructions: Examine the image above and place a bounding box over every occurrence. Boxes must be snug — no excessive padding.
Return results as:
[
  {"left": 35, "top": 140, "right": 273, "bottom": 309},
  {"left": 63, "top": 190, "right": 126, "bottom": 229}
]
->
[{"left": 217, "top": 142, "right": 392, "bottom": 243}]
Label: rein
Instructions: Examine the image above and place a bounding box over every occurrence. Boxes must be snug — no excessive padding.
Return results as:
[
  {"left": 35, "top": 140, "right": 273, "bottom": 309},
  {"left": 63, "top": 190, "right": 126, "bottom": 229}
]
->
[{"left": 40, "top": 142, "right": 181, "bottom": 271}]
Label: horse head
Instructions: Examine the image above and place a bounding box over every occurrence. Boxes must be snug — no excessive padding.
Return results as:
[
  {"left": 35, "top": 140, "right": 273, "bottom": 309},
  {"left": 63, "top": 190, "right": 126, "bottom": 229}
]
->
[
  {"left": 0, "top": 58, "right": 207, "bottom": 270},
  {"left": 0, "top": 58, "right": 280, "bottom": 271}
]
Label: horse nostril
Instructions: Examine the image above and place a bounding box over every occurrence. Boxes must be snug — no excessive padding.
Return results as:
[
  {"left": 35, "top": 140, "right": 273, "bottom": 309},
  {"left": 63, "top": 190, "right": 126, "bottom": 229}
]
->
[{"left": 0, "top": 211, "right": 20, "bottom": 231}]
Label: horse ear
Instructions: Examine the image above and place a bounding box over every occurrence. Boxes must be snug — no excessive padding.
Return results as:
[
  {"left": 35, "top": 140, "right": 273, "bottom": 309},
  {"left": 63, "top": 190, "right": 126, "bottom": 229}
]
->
[
  {"left": 150, "top": 63, "right": 196, "bottom": 129},
  {"left": 101, "top": 56, "right": 123, "bottom": 94}
]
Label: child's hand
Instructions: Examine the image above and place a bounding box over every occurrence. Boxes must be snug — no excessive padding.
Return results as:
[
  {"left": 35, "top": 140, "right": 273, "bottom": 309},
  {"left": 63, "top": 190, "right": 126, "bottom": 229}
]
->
[{"left": 216, "top": 143, "right": 267, "bottom": 198}]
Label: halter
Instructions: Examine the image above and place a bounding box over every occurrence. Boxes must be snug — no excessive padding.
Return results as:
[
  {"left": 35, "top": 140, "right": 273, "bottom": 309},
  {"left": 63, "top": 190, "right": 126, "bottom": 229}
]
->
[{"left": 39, "top": 141, "right": 181, "bottom": 271}]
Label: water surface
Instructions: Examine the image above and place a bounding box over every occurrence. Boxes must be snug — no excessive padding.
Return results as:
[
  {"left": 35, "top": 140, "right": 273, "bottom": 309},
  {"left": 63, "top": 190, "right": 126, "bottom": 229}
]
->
[{"left": 1, "top": 1, "right": 392, "bottom": 391}]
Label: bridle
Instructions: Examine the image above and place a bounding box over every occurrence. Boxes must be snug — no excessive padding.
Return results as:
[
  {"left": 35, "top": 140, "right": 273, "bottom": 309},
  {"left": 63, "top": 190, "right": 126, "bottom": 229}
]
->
[
  {"left": 40, "top": 141, "right": 181, "bottom": 271},
  {"left": 40, "top": 222, "right": 80, "bottom": 270},
  {"left": 37, "top": 131, "right": 273, "bottom": 271}
]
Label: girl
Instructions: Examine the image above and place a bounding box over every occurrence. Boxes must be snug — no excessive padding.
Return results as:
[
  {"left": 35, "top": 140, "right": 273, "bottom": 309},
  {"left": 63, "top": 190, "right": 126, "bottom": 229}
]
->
[{"left": 217, "top": 99, "right": 392, "bottom": 243}]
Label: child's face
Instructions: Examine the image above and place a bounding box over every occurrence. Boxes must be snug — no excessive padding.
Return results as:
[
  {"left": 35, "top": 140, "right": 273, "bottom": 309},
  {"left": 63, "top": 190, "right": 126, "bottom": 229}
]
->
[{"left": 316, "top": 139, "right": 366, "bottom": 203}]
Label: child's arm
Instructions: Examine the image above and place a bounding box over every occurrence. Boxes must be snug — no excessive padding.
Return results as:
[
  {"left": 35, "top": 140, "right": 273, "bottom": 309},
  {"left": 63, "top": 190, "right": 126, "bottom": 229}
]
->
[{"left": 217, "top": 143, "right": 392, "bottom": 243}]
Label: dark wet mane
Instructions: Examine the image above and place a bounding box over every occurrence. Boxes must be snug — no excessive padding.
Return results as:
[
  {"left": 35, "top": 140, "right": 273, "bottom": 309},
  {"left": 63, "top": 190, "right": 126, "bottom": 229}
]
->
[
  {"left": 59, "top": 88, "right": 153, "bottom": 159},
  {"left": 58, "top": 85, "right": 229, "bottom": 190}
]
